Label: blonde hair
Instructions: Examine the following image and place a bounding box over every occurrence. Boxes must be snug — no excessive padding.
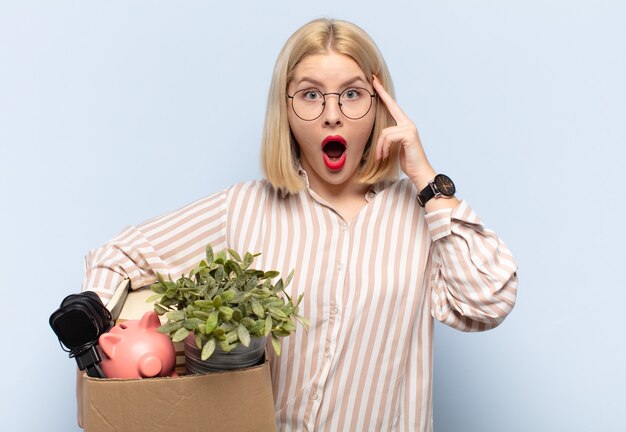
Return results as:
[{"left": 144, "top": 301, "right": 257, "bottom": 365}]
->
[{"left": 261, "top": 18, "right": 400, "bottom": 193}]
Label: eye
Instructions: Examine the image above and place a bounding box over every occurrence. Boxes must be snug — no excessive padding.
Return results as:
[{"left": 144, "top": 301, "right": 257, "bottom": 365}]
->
[
  {"left": 301, "top": 89, "right": 322, "bottom": 101},
  {"left": 342, "top": 88, "right": 363, "bottom": 100}
]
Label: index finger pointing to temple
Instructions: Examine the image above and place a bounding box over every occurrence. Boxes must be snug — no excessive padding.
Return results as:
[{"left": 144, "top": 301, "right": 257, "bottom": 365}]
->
[{"left": 372, "top": 75, "right": 410, "bottom": 125}]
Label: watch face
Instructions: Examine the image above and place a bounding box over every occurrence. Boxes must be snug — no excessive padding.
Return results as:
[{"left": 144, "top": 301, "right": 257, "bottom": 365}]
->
[{"left": 434, "top": 174, "right": 456, "bottom": 197}]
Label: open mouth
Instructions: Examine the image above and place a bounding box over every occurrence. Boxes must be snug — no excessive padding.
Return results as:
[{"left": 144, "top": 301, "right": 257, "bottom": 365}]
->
[{"left": 322, "top": 136, "right": 347, "bottom": 170}]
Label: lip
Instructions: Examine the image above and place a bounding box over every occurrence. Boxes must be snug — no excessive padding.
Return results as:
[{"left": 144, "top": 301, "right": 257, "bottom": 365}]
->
[
  {"left": 321, "top": 135, "right": 347, "bottom": 148},
  {"left": 321, "top": 135, "right": 347, "bottom": 170}
]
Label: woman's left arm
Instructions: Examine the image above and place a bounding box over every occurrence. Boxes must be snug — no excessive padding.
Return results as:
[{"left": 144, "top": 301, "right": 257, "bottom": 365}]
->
[
  {"left": 425, "top": 202, "right": 518, "bottom": 331},
  {"left": 373, "top": 76, "right": 518, "bottom": 331}
]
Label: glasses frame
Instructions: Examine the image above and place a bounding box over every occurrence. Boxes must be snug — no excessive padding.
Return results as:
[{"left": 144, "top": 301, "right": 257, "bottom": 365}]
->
[{"left": 286, "top": 87, "right": 377, "bottom": 121}]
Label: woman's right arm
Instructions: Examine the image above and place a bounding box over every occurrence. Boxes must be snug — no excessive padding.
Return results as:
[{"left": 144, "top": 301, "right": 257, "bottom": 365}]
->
[
  {"left": 81, "top": 187, "right": 230, "bottom": 303},
  {"left": 76, "top": 188, "right": 229, "bottom": 427}
]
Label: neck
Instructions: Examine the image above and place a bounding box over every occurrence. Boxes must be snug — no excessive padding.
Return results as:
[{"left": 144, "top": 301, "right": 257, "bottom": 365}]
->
[{"left": 301, "top": 165, "right": 368, "bottom": 204}]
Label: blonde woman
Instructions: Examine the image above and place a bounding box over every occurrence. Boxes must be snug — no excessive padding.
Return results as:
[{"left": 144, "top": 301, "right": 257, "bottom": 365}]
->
[{"left": 82, "top": 18, "right": 518, "bottom": 431}]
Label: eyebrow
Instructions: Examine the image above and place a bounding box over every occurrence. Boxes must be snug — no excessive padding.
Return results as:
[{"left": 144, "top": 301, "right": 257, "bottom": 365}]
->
[{"left": 295, "top": 76, "right": 369, "bottom": 89}]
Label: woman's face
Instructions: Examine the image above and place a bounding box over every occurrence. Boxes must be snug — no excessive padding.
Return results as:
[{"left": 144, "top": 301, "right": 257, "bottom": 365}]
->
[{"left": 287, "top": 51, "right": 376, "bottom": 194}]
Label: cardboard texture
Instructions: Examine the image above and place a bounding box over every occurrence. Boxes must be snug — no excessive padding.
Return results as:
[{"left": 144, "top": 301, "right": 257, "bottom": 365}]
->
[
  {"left": 83, "top": 360, "right": 276, "bottom": 432},
  {"left": 83, "top": 281, "right": 277, "bottom": 432}
]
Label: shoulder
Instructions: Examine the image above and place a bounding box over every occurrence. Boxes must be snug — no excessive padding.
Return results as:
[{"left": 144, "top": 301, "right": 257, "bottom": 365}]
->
[{"left": 226, "top": 179, "right": 275, "bottom": 199}]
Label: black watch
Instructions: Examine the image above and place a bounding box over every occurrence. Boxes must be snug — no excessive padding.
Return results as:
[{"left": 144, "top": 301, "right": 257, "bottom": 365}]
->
[{"left": 416, "top": 174, "right": 456, "bottom": 207}]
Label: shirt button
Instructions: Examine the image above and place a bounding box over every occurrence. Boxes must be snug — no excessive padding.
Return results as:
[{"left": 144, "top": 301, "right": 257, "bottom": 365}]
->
[
  {"left": 341, "top": 224, "right": 348, "bottom": 232},
  {"left": 325, "top": 350, "right": 330, "bottom": 357},
  {"left": 312, "top": 393, "right": 319, "bottom": 400},
  {"left": 336, "top": 263, "right": 344, "bottom": 271},
  {"left": 331, "top": 306, "right": 339, "bottom": 314}
]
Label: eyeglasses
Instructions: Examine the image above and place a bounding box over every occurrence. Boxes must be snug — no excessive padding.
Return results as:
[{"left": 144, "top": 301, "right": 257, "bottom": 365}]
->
[{"left": 286, "top": 87, "right": 377, "bottom": 121}]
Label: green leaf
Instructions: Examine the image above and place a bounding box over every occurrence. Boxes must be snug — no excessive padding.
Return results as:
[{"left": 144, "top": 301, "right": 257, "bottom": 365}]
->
[
  {"left": 228, "top": 248, "right": 242, "bottom": 262},
  {"left": 274, "top": 279, "right": 284, "bottom": 293},
  {"left": 285, "top": 269, "right": 295, "bottom": 288},
  {"left": 212, "top": 327, "right": 225, "bottom": 338},
  {"left": 194, "top": 300, "right": 213, "bottom": 308},
  {"left": 294, "top": 315, "right": 310, "bottom": 330},
  {"left": 166, "top": 310, "right": 185, "bottom": 322},
  {"left": 193, "top": 310, "right": 210, "bottom": 320},
  {"left": 205, "top": 244, "right": 214, "bottom": 264},
  {"left": 240, "top": 317, "right": 256, "bottom": 329},
  {"left": 201, "top": 337, "right": 216, "bottom": 360},
  {"left": 172, "top": 327, "right": 190, "bottom": 342},
  {"left": 183, "top": 318, "right": 204, "bottom": 331},
  {"left": 263, "top": 270, "right": 280, "bottom": 279},
  {"left": 150, "top": 281, "right": 165, "bottom": 294},
  {"left": 212, "top": 296, "right": 222, "bottom": 308},
  {"left": 251, "top": 298, "right": 265, "bottom": 318},
  {"left": 157, "top": 321, "right": 182, "bottom": 334},
  {"left": 220, "top": 321, "right": 235, "bottom": 332},
  {"left": 268, "top": 306, "right": 288, "bottom": 319},
  {"left": 195, "top": 332, "right": 203, "bottom": 349},
  {"left": 225, "top": 329, "right": 238, "bottom": 344},
  {"left": 232, "top": 308, "right": 243, "bottom": 322},
  {"left": 228, "top": 261, "right": 243, "bottom": 276},
  {"left": 237, "top": 324, "right": 251, "bottom": 347},
  {"left": 218, "top": 306, "right": 234, "bottom": 321},
  {"left": 272, "top": 329, "right": 291, "bottom": 337},
  {"left": 205, "top": 310, "right": 218, "bottom": 334},
  {"left": 264, "top": 315, "right": 273, "bottom": 336},
  {"left": 271, "top": 335, "right": 282, "bottom": 356},
  {"left": 222, "top": 289, "right": 236, "bottom": 303},
  {"left": 243, "top": 252, "right": 254, "bottom": 269},
  {"left": 244, "top": 276, "right": 258, "bottom": 292},
  {"left": 262, "top": 279, "right": 272, "bottom": 290},
  {"left": 145, "top": 293, "right": 163, "bottom": 303},
  {"left": 296, "top": 292, "right": 305, "bottom": 306},
  {"left": 216, "top": 250, "right": 227, "bottom": 262},
  {"left": 280, "top": 320, "right": 296, "bottom": 332},
  {"left": 214, "top": 266, "right": 224, "bottom": 284},
  {"left": 165, "top": 288, "right": 177, "bottom": 299},
  {"left": 219, "top": 339, "right": 231, "bottom": 352},
  {"left": 154, "top": 304, "right": 168, "bottom": 315},
  {"left": 232, "top": 291, "right": 252, "bottom": 304}
]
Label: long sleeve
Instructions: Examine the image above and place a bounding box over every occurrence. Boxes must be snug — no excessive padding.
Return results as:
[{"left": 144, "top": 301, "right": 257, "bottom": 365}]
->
[
  {"left": 81, "top": 188, "right": 229, "bottom": 303},
  {"left": 425, "top": 200, "right": 518, "bottom": 332}
]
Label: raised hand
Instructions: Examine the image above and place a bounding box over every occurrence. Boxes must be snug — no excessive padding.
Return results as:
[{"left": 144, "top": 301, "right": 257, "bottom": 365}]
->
[{"left": 373, "top": 75, "right": 436, "bottom": 191}]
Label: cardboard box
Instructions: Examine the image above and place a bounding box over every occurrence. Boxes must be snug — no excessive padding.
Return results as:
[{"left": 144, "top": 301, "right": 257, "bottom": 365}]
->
[
  {"left": 82, "top": 361, "right": 276, "bottom": 432},
  {"left": 82, "top": 281, "right": 277, "bottom": 432}
]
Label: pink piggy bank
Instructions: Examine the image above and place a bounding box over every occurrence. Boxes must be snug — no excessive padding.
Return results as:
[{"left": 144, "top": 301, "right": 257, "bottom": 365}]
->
[{"left": 99, "top": 311, "right": 177, "bottom": 379}]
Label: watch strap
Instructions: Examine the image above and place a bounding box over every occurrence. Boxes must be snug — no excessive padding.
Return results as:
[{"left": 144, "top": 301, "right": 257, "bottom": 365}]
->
[{"left": 416, "top": 182, "right": 436, "bottom": 207}]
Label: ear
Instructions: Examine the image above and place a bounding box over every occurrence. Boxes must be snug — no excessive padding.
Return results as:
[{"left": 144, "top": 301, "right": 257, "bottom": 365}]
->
[
  {"left": 139, "top": 311, "right": 161, "bottom": 330},
  {"left": 98, "top": 333, "right": 122, "bottom": 359}
]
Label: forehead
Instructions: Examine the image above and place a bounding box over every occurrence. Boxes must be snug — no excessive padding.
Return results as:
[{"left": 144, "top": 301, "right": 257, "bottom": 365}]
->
[{"left": 291, "top": 52, "right": 367, "bottom": 88}]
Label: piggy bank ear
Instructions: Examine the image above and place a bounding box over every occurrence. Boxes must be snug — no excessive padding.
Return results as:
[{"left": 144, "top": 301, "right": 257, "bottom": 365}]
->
[
  {"left": 99, "top": 333, "right": 123, "bottom": 359},
  {"left": 139, "top": 311, "right": 161, "bottom": 330}
]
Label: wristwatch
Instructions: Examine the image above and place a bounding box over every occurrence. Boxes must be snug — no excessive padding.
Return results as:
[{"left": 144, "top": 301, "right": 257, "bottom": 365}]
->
[{"left": 416, "top": 174, "right": 456, "bottom": 207}]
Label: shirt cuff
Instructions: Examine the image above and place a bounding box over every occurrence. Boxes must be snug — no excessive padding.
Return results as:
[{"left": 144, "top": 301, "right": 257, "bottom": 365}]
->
[{"left": 424, "top": 200, "right": 483, "bottom": 241}]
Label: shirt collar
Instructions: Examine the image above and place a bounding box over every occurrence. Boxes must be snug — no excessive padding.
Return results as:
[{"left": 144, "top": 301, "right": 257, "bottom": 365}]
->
[{"left": 295, "top": 165, "right": 381, "bottom": 202}]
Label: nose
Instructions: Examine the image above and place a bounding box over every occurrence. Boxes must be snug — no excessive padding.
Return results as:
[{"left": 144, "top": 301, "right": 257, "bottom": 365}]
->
[{"left": 322, "top": 94, "right": 343, "bottom": 127}]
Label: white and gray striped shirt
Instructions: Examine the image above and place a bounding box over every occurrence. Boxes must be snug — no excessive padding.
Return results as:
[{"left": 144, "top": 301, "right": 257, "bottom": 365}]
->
[{"left": 83, "top": 170, "right": 518, "bottom": 431}]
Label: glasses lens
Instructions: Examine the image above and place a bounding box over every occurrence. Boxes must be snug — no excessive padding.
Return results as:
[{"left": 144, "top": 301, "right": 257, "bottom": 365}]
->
[
  {"left": 340, "top": 88, "right": 373, "bottom": 119},
  {"left": 290, "top": 87, "right": 374, "bottom": 120},
  {"left": 292, "top": 89, "right": 324, "bottom": 121}
]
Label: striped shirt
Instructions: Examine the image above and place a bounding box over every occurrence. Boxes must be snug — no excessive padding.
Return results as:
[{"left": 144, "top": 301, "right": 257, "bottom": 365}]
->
[{"left": 83, "top": 170, "right": 518, "bottom": 431}]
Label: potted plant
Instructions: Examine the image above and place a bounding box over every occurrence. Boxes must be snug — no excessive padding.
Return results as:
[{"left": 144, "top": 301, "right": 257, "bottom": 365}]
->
[{"left": 148, "top": 244, "right": 308, "bottom": 372}]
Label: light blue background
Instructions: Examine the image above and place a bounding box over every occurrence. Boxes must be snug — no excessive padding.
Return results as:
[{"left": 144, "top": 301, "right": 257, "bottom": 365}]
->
[{"left": 1, "top": 1, "right": 624, "bottom": 430}]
